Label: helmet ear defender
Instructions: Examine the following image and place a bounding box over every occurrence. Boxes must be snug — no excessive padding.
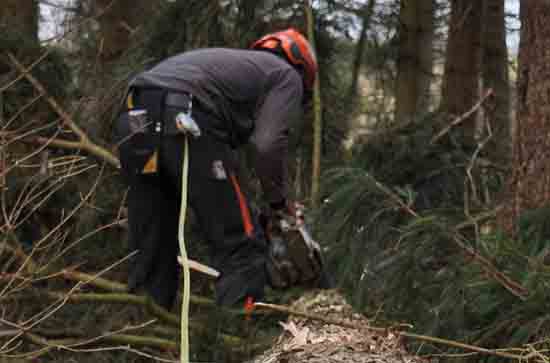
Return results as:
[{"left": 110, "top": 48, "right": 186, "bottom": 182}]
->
[{"left": 251, "top": 28, "right": 318, "bottom": 91}]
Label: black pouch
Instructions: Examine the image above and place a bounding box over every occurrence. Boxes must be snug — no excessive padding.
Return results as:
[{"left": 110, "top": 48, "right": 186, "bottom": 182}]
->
[{"left": 115, "top": 109, "right": 160, "bottom": 178}]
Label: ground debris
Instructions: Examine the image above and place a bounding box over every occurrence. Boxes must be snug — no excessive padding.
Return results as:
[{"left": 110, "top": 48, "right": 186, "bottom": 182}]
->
[{"left": 249, "top": 290, "right": 426, "bottom": 363}]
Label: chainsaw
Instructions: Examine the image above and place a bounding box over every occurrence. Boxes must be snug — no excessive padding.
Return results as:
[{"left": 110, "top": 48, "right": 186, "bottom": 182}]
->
[{"left": 264, "top": 204, "right": 325, "bottom": 289}]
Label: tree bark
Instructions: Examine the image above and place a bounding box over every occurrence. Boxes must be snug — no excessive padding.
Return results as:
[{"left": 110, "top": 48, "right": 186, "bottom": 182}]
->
[
  {"left": 0, "top": 0, "right": 39, "bottom": 43},
  {"left": 482, "top": 0, "right": 511, "bottom": 163},
  {"left": 441, "top": 0, "right": 483, "bottom": 147},
  {"left": 394, "top": 0, "right": 435, "bottom": 124},
  {"left": 500, "top": 1, "right": 550, "bottom": 232}
]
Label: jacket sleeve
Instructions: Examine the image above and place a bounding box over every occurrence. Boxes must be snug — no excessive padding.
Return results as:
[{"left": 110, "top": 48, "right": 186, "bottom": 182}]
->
[{"left": 249, "top": 69, "right": 303, "bottom": 205}]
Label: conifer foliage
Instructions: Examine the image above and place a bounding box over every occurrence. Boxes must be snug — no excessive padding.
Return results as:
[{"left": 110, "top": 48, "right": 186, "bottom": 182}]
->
[{"left": 2, "top": 1, "right": 550, "bottom": 362}]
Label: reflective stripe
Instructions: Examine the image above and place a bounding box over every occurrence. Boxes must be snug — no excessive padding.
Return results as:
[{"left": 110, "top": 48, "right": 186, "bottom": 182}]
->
[
  {"left": 141, "top": 151, "right": 158, "bottom": 174},
  {"left": 229, "top": 173, "right": 254, "bottom": 238}
]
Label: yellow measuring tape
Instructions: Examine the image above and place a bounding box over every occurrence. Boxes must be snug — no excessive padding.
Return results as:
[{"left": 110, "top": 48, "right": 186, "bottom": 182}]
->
[{"left": 178, "top": 136, "right": 190, "bottom": 363}]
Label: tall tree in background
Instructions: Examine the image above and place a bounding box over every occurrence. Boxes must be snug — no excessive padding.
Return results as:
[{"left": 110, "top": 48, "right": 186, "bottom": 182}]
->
[
  {"left": 348, "top": 0, "right": 375, "bottom": 102},
  {"left": 441, "top": 0, "right": 482, "bottom": 147},
  {"left": 501, "top": 1, "right": 550, "bottom": 232},
  {"left": 235, "top": 0, "right": 263, "bottom": 47},
  {"left": 0, "top": 0, "right": 39, "bottom": 43},
  {"left": 482, "top": 0, "right": 511, "bottom": 163},
  {"left": 394, "top": 0, "right": 434, "bottom": 124},
  {"left": 94, "top": 0, "right": 157, "bottom": 62}
]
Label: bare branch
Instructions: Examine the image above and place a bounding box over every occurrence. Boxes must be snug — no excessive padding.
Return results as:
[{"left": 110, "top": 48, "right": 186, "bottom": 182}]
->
[
  {"left": 6, "top": 53, "right": 120, "bottom": 169},
  {"left": 431, "top": 89, "right": 494, "bottom": 145}
]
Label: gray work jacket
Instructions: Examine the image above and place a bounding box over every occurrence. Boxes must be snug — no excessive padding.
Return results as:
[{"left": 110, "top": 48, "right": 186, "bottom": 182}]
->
[{"left": 131, "top": 48, "right": 304, "bottom": 204}]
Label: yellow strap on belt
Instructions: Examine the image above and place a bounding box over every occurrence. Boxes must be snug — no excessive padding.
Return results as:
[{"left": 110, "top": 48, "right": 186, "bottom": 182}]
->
[
  {"left": 127, "top": 92, "right": 134, "bottom": 109},
  {"left": 178, "top": 136, "right": 190, "bottom": 363}
]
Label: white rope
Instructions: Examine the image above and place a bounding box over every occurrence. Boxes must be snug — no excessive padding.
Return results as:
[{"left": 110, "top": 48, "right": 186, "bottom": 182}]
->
[{"left": 178, "top": 135, "right": 190, "bottom": 363}]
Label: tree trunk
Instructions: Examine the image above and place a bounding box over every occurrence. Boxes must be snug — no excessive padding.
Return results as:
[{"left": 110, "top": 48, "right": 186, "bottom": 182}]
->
[
  {"left": 348, "top": 0, "right": 376, "bottom": 102},
  {"left": 0, "top": 0, "right": 39, "bottom": 43},
  {"left": 94, "top": 0, "right": 156, "bottom": 62},
  {"left": 441, "top": 0, "right": 483, "bottom": 147},
  {"left": 500, "top": 1, "right": 550, "bottom": 232},
  {"left": 482, "top": 0, "right": 511, "bottom": 164},
  {"left": 394, "top": 0, "right": 435, "bottom": 124},
  {"left": 305, "top": 2, "right": 322, "bottom": 207}
]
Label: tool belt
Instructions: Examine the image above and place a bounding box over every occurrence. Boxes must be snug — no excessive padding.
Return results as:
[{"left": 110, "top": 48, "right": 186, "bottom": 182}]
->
[
  {"left": 115, "top": 87, "right": 198, "bottom": 177},
  {"left": 126, "top": 87, "right": 195, "bottom": 134}
]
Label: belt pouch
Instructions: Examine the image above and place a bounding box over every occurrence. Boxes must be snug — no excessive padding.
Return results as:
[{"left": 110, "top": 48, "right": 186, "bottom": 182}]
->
[{"left": 116, "top": 89, "right": 165, "bottom": 176}]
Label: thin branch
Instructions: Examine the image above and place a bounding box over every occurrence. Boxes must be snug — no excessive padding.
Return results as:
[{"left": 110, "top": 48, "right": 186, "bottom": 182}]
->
[
  {"left": 0, "top": 164, "right": 106, "bottom": 298},
  {"left": 431, "top": 89, "right": 494, "bottom": 145},
  {"left": 3, "top": 93, "right": 44, "bottom": 130},
  {"left": 465, "top": 118, "right": 494, "bottom": 208},
  {"left": 0, "top": 52, "right": 51, "bottom": 93},
  {"left": 455, "top": 205, "right": 503, "bottom": 230},
  {"left": 0, "top": 250, "right": 135, "bottom": 353}
]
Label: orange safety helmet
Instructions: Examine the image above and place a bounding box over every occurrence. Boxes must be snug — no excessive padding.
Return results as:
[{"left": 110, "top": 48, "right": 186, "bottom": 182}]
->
[{"left": 251, "top": 28, "right": 318, "bottom": 91}]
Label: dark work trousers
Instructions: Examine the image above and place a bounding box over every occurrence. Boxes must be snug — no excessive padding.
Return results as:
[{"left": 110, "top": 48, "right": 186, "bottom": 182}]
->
[{"left": 116, "top": 89, "right": 268, "bottom": 309}]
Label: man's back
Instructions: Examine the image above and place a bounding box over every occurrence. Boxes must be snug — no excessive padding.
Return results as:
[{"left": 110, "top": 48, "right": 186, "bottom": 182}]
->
[{"left": 131, "top": 48, "right": 302, "bottom": 143}]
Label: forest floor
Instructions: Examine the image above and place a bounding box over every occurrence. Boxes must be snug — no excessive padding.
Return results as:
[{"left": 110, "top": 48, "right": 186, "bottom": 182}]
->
[{"left": 249, "top": 290, "right": 425, "bottom": 363}]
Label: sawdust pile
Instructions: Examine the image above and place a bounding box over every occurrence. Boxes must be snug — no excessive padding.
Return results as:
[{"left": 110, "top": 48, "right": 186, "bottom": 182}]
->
[{"left": 249, "top": 290, "right": 425, "bottom": 363}]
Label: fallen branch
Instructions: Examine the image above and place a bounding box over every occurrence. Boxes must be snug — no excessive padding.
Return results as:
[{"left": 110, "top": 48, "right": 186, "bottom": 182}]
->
[
  {"left": 61, "top": 270, "right": 215, "bottom": 308},
  {"left": 11, "top": 329, "right": 178, "bottom": 361},
  {"left": 363, "top": 169, "right": 528, "bottom": 299},
  {"left": 1, "top": 291, "right": 250, "bottom": 350},
  {"left": 254, "top": 302, "right": 537, "bottom": 362},
  {"left": 53, "top": 291, "right": 181, "bottom": 326},
  {"left": 6, "top": 53, "right": 120, "bottom": 169},
  {"left": 451, "top": 235, "right": 528, "bottom": 298},
  {"left": 88, "top": 333, "right": 178, "bottom": 351},
  {"left": 2, "top": 239, "right": 263, "bottom": 317},
  {"left": 61, "top": 269, "right": 218, "bottom": 300},
  {"left": 59, "top": 269, "right": 269, "bottom": 317},
  {"left": 19, "top": 327, "right": 267, "bottom": 361}
]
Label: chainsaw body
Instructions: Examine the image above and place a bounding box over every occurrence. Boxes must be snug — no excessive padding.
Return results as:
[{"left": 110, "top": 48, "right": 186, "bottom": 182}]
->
[{"left": 265, "top": 206, "right": 324, "bottom": 289}]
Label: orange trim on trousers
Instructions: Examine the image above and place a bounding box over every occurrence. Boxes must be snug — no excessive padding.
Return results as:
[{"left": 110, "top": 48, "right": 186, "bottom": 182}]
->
[{"left": 229, "top": 173, "right": 254, "bottom": 238}]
